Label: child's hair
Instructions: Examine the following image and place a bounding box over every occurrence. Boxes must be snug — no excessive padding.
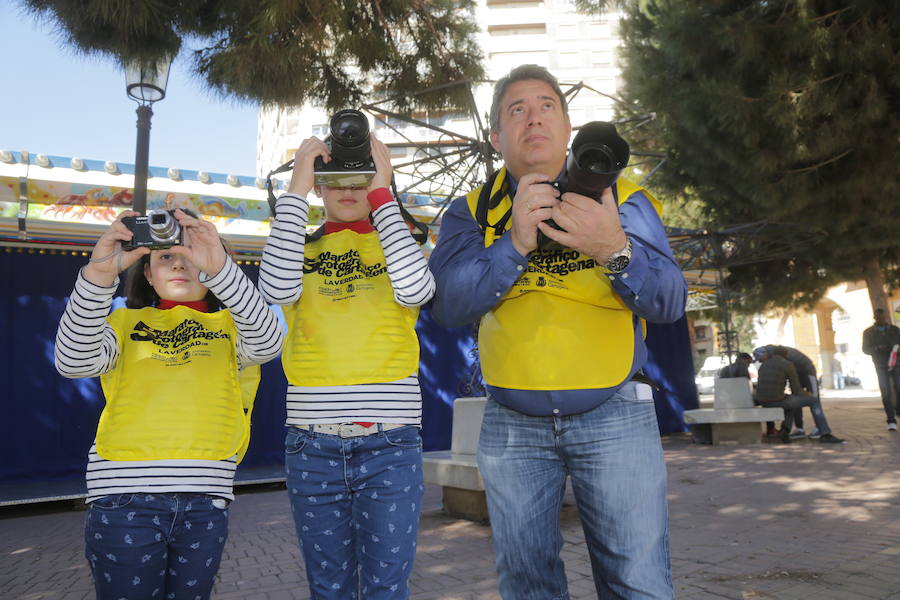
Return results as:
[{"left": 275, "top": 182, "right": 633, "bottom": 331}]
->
[{"left": 123, "top": 209, "right": 228, "bottom": 310}]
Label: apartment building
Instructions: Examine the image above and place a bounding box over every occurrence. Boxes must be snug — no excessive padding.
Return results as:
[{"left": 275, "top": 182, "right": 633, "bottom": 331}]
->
[{"left": 256, "top": 0, "right": 624, "bottom": 207}]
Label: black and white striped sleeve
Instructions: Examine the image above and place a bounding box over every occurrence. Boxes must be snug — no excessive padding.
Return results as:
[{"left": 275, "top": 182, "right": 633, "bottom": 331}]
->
[
  {"left": 201, "top": 257, "right": 284, "bottom": 367},
  {"left": 54, "top": 269, "right": 119, "bottom": 379},
  {"left": 371, "top": 200, "right": 436, "bottom": 307},
  {"left": 258, "top": 193, "right": 309, "bottom": 305}
]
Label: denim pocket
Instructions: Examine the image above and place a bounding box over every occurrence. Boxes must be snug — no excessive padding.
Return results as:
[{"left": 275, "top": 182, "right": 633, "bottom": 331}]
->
[
  {"left": 382, "top": 426, "right": 422, "bottom": 449},
  {"left": 90, "top": 493, "right": 135, "bottom": 510},
  {"left": 614, "top": 382, "right": 654, "bottom": 404},
  {"left": 285, "top": 428, "right": 310, "bottom": 455}
]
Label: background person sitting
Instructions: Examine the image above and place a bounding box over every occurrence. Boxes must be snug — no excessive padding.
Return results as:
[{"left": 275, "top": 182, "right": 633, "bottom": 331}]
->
[{"left": 753, "top": 347, "right": 845, "bottom": 444}]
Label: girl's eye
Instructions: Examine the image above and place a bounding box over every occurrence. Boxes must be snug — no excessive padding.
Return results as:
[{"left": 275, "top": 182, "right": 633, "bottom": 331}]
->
[{"left": 159, "top": 253, "right": 172, "bottom": 261}]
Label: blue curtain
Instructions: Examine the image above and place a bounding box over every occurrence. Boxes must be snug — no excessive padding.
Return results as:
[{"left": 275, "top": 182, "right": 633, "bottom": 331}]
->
[{"left": 0, "top": 250, "right": 695, "bottom": 491}]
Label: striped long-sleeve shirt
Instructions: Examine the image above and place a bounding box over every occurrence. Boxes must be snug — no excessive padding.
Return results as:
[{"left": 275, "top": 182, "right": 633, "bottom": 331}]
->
[
  {"left": 54, "top": 257, "right": 284, "bottom": 501},
  {"left": 259, "top": 191, "right": 435, "bottom": 425}
]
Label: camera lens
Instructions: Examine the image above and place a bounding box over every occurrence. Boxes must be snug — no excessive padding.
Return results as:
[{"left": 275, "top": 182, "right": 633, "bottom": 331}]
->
[
  {"left": 328, "top": 109, "right": 371, "bottom": 168},
  {"left": 147, "top": 210, "right": 180, "bottom": 244},
  {"left": 578, "top": 144, "right": 619, "bottom": 175}
]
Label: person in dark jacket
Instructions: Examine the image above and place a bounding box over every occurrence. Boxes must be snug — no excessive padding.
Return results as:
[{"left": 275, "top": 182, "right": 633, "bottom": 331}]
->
[
  {"left": 719, "top": 352, "right": 753, "bottom": 379},
  {"left": 862, "top": 308, "right": 900, "bottom": 431},
  {"left": 753, "top": 348, "right": 845, "bottom": 444}
]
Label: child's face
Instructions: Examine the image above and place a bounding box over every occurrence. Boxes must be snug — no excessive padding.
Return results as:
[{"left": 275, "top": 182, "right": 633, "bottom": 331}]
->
[
  {"left": 319, "top": 186, "right": 370, "bottom": 223},
  {"left": 144, "top": 250, "right": 208, "bottom": 302}
]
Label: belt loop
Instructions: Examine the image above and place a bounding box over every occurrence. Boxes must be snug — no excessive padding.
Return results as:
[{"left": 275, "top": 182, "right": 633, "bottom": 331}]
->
[
  {"left": 376, "top": 423, "right": 385, "bottom": 433},
  {"left": 307, "top": 424, "right": 315, "bottom": 437}
]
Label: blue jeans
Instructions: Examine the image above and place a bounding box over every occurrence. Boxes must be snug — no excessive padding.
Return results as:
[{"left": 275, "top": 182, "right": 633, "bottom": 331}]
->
[
  {"left": 875, "top": 366, "right": 900, "bottom": 423},
  {"left": 84, "top": 493, "right": 229, "bottom": 600},
  {"left": 285, "top": 425, "right": 424, "bottom": 600},
  {"left": 766, "top": 394, "right": 832, "bottom": 435},
  {"left": 477, "top": 383, "right": 673, "bottom": 600}
]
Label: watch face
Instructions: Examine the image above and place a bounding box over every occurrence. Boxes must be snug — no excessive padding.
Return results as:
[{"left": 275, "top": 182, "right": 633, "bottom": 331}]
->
[{"left": 607, "top": 255, "right": 630, "bottom": 273}]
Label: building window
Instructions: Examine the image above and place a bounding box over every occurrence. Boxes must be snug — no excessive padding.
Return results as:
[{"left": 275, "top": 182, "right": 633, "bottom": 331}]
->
[
  {"left": 311, "top": 123, "right": 329, "bottom": 136},
  {"left": 695, "top": 325, "right": 709, "bottom": 341},
  {"left": 488, "top": 23, "right": 547, "bottom": 36}
]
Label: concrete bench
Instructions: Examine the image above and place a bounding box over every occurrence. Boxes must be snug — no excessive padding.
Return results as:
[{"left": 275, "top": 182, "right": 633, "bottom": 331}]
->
[
  {"left": 422, "top": 397, "right": 489, "bottom": 522},
  {"left": 684, "top": 378, "right": 783, "bottom": 445}
]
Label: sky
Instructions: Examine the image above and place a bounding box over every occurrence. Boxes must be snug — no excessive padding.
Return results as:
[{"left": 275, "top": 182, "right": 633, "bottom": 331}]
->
[{"left": 0, "top": 3, "right": 260, "bottom": 176}]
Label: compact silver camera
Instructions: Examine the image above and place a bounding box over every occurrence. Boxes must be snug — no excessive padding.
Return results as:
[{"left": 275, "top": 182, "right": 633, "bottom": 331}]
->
[{"left": 121, "top": 210, "right": 183, "bottom": 250}]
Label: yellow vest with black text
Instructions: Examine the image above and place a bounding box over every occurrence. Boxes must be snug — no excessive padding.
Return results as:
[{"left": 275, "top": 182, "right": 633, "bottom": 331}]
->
[
  {"left": 281, "top": 229, "right": 420, "bottom": 386},
  {"left": 97, "top": 306, "right": 249, "bottom": 461},
  {"left": 466, "top": 168, "right": 661, "bottom": 390}
]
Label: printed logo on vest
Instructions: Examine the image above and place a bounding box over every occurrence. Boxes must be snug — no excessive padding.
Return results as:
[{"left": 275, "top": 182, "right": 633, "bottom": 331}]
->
[
  {"left": 130, "top": 319, "right": 231, "bottom": 362},
  {"left": 305, "top": 249, "right": 387, "bottom": 293}
]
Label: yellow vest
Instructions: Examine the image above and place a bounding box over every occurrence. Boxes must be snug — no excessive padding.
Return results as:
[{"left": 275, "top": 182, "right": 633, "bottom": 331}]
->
[
  {"left": 281, "top": 229, "right": 420, "bottom": 386},
  {"left": 466, "top": 168, "right": 660, "bottom": 390},
  {"left": 97, "top": 306, "right": 249, "bottom": 461}
]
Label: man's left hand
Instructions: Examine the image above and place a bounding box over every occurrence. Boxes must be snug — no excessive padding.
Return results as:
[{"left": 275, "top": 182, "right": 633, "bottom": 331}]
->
[{"left": 537, "top": 187, "right": 627, "bottom": 263}]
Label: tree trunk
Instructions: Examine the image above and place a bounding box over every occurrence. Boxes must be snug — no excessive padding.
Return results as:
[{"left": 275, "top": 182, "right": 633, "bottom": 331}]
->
[{"left": 862, "top": 252, "right": 890, "bottom": 316}]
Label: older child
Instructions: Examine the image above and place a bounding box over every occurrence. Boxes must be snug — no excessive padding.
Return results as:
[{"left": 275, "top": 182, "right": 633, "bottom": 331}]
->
[
  {"left": 259, "top": 134, "right": 434, "bottom": 599},
  {"left": 54, "top": 209, "right": 283, "bottom": 600}
]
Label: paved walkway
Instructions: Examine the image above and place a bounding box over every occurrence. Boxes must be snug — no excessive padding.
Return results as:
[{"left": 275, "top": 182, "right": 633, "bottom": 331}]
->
[{"left": 3, "top": 392, "right": 900, "bottom": 599}]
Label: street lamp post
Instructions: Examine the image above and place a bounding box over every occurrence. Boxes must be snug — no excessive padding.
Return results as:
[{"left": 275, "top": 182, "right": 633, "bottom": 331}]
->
[{"left": 125, "top": 57, "right": 172, "bottom": 215}]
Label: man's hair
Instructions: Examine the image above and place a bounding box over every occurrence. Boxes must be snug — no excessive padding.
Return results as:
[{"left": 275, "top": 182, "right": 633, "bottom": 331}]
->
[
  {"left": 489, "top": 64, "right": 569, "bottom": 132},
  {"left": 737, "top": 352, "right": 752, "bottom": 361}
]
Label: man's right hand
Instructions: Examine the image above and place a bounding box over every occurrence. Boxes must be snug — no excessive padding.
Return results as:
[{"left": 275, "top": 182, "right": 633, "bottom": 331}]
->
[
  {"left": 287, "top": 137, "right": 331, "bottom": 198},
  {"left": 509, "top": 173, "right": 561, "bottom": 256}
]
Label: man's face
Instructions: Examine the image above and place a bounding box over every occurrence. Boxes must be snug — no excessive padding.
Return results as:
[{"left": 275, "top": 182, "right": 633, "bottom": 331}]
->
[
  {"left": 875, "top": 311, "right": 889, "bottom": 326},
  {"left": 490, "top": 79, "right": 571, "bottom": 180}
]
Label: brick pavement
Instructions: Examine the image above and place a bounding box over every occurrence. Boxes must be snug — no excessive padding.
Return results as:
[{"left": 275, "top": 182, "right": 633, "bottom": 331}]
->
[{"left": 3, "top": 393, "right": 900, "bottom": 599}]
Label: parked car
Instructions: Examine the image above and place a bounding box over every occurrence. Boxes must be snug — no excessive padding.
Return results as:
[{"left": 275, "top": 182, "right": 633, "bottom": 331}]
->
[{"left": 695, "top": 356, "right": 730, "bottom": 394}]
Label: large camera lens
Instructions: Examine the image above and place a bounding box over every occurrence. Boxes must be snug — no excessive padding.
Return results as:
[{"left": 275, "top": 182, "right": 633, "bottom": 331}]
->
[
  {"left": 578, "top": 144, "right": 619, "bottom": 175},
  {"left": 147, "top": 210, "right": 180, "bottom": 245},
  {"left": 328, "top": 109, "right": 371, "bottom": 168},
  {"left": 565, "top": 121, "right": 629, "bottom": 198}
]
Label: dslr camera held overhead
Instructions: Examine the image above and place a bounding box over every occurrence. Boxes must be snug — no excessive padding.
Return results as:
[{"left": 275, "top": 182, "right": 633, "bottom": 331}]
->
[{"left": 313, "top": 109, "right": 377, "bottom": 189}]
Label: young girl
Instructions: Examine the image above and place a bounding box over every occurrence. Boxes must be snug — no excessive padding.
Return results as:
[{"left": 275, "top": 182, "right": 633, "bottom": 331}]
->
[
  {"left": 259, "top": 134, "right": 435, "bottom": 599},
  {"left": 54, "top": 209, "right": 284, "bottom": 600}
]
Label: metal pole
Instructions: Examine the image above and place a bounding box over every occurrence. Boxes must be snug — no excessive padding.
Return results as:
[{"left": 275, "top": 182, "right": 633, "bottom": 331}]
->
[{"left": 132, "top": 104, "right": 153, "bottom": 215}]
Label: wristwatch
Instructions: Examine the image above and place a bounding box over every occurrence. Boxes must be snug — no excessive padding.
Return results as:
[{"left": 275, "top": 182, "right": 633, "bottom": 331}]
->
[{"left": 605, "top": 237, "right": 632, "bottom": 273}]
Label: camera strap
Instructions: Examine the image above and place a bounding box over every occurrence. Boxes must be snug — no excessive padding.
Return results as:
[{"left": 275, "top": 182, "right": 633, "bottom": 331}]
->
[
  {"left": 474, "top": 169, "right": 512, "bottom": 240},
  {"left": 265, "top": 159, "right": 295, "bottom": 218}
]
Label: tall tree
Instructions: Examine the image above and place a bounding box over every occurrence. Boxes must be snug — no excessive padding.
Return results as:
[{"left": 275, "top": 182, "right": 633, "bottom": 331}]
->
[
  {"left": 22, "top": 0, "right": 484, "bottom": 111},
  {"left": 600, "top": 1, "right": 899, "bottom": 314}
]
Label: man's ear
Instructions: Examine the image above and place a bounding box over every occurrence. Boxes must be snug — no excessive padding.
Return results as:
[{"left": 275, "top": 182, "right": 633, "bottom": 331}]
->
[{"left": 489, "top": 129, "right": 501, "bottom": 153}]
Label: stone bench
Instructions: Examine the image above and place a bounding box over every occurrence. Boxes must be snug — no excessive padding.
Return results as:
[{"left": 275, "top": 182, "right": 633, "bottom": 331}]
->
[
  {"left": 422, "top": 396, "right": 489, "bottom": 522},
  {"left": 683, "top": 378, "right": 783, "bottom": 445}
]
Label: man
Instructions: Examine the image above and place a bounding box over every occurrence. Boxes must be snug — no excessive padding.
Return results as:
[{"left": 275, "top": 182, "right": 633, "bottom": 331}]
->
[
  {"left": 754, "top": 345, "right": 818, "bottom": 438},
  {"left": 429, "top": 64, "right": 686, "bottom": 599},
  {"left": 719, "top": 352, "right": 753, "bottom": 379},
  {"left": 753, "top": 347, "right": 845, "bottom": 444},
  {"left": 862, "top": 308, "right": 900, "bottom": 431}
]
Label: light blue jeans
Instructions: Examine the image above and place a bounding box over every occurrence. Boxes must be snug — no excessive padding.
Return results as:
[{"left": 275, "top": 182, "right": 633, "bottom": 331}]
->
[
  {"left": 285, "top": 425, "right": 424, "bottom": 600},
  {"left": 477, "top": 382, "right": 674, "bottom": 600}
]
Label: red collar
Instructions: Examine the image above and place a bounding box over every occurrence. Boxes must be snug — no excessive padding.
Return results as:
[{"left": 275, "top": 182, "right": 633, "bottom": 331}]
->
[
  {"left": 324, "top": 220, "right": 374, "bottom": 235},
  {"left": 158, "top": 299, "right": 210, "bottom": 312}
]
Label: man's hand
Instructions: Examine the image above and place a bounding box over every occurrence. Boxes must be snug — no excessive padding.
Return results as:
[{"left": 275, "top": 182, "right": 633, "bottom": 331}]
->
[
  {"left": 537, "top": 186, "right": 627, "bottom": 263},
  {"left": 82, "top": 210, "right": 150, "bottom": 287},
  {"left": 367, "top": 134, "right": 393, "bottom": 192},
  {"left": 287, "top": 137, "right": 331, "bottom": 197},
  {"left": 510, "top": 173, "right": 560, "bottom": 256}
]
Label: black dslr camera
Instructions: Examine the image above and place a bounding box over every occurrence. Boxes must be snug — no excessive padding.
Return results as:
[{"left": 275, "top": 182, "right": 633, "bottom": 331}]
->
[
  {"left": 121, "top": 210, "right": 183, "bottom": 250},
  {"left": 538, "top": 121, "right": 630, "bottom": 249},
  {"left": 313, "top": 109, "right": 377, "bottom": 189}
]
